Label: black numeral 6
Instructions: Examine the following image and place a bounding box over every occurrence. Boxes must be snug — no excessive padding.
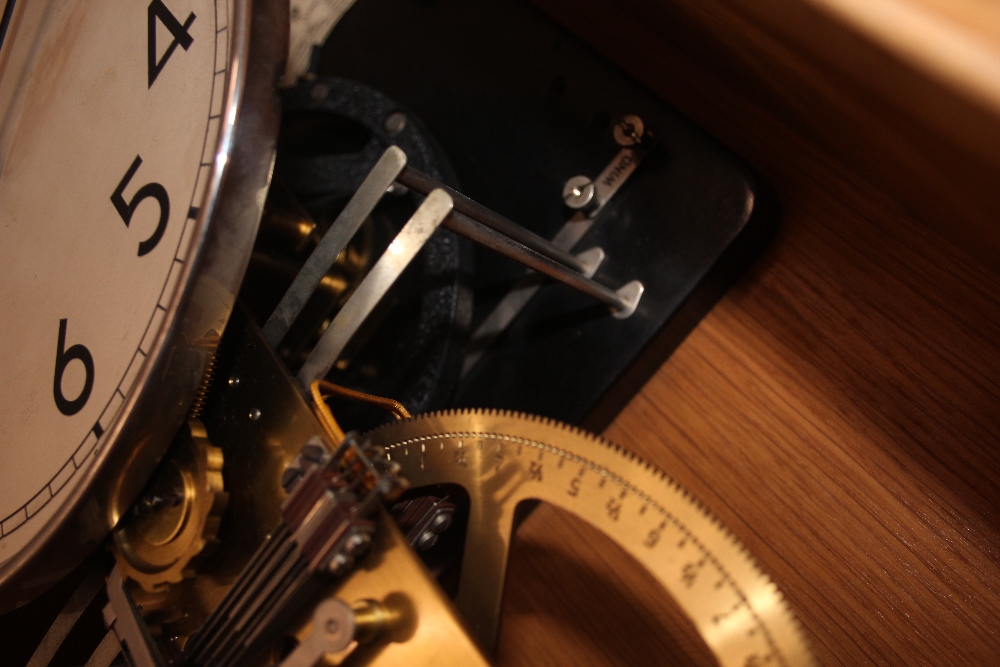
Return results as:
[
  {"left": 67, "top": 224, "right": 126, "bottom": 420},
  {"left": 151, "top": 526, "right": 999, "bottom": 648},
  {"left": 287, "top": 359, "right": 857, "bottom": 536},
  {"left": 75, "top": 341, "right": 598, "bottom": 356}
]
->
[{"left": 53, "top": 319, "right": 95, "bottom": 416}]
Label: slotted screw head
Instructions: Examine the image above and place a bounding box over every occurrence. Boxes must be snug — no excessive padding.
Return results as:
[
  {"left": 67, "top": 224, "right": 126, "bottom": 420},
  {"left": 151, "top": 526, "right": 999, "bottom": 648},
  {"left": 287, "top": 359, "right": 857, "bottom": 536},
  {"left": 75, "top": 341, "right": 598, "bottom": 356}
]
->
[
  {"left": 345, "top": 531, "right": 372, "bottom": 556},
  {"left": 429, "top": 511, "right": 453, "bottom": 533},
  {"left": 613, "top": 114, "right": 645, "bottom": 146},
  {"left": 328, "top": 552, "right": 354, "bottom": 575},
  {"left": 562, "top": 175, "right": 595, "bottom": 210},
  {"left": 414, "top": 530, "right": 439, "bottom": 551}
]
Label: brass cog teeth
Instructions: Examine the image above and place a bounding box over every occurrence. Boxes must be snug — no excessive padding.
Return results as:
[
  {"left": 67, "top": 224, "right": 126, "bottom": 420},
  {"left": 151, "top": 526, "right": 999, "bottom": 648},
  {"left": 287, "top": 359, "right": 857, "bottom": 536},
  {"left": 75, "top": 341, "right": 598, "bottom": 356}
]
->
[
  {"left": 188, "top": 351, "right": 218, "bottom": 419},
  {"left": 113, "top": 418, "right": 229, "bottom": 593},
  {"left": 625, "top": 460, "right": 818, "bottom": 663},
  {"left": 366, "top": 409, "right": 816, "bottom": 666}
]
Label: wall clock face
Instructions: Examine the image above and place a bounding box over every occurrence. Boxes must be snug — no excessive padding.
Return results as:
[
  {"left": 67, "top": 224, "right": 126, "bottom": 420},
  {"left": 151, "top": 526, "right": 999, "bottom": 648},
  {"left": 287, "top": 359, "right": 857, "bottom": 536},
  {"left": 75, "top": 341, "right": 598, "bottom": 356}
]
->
[{"left": 0, "top": 0, "right": 283, "bottom": 591}]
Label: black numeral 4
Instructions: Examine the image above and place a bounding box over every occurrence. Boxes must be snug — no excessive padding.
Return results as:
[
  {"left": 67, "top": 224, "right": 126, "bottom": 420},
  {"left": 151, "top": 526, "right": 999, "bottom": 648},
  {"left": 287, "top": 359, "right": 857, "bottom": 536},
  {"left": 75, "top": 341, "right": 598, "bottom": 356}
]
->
[
  {"left": 148, "top": 0, "right": 195, "bottom": 88},
  {"left": 111, "top": 155, "right": 170, "bottom": 256}
]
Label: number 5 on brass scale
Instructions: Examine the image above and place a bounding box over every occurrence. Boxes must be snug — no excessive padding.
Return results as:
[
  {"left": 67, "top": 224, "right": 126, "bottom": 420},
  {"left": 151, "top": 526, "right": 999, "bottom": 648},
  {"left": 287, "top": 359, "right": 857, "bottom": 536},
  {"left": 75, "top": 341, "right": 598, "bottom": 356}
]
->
[{"left": 0, "top": 0, "right": 814, "bottom": 665}]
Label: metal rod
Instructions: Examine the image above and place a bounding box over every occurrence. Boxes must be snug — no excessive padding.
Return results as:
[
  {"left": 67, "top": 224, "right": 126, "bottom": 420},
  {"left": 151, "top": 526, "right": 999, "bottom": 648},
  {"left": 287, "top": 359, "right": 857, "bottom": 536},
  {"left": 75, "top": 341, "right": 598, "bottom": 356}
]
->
[
  {"left": 296, "top": 190, "right": 455, "bottom": 389},
  {"left": 27, "top": 569, "right": 104, "bottom": 667},
  {"left": 443, "top": 211, "right": 630, "bottom": 312},
  {"left": 461, "top": 141, "right": 651, "bottom": 377},
  {"left": 83, "top": 630, "right": 122, "bottom": 667},
  {"left": 262, "top": 146, "right": 408, "bottom": 349},
  {"left": 396, "top": 166, "right": 588, "bottom": 274}
]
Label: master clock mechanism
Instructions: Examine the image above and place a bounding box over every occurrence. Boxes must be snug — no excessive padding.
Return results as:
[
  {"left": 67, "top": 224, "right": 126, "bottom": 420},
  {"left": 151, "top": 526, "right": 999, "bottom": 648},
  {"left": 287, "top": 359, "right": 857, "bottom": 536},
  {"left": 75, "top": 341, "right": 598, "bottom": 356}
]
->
[{"left": 0, "top": 0, "right": 813, "bottom": 665}]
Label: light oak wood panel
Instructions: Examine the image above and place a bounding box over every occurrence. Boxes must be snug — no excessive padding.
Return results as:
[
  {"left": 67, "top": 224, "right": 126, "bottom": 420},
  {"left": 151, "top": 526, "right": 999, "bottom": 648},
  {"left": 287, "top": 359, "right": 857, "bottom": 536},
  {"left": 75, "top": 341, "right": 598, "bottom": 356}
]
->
[
  {"left": 807, "top": 0, "right": 1000, "bottom": 114},
  {"left": 494, "top": 3, "right": 1000, "bottom": 664}
]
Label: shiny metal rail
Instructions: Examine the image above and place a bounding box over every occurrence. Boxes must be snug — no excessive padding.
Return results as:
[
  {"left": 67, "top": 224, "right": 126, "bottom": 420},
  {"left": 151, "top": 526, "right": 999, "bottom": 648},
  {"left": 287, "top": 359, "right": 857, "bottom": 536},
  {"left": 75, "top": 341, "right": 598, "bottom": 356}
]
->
[
  {"left": 396, "top": 166, "right": 587, "bottom": 274},
  {"left": 296, "top": 189, "right": 455, "bottom": 389},
  {"left": 263, "top": 147, "right": 408, "bottom": 349}
]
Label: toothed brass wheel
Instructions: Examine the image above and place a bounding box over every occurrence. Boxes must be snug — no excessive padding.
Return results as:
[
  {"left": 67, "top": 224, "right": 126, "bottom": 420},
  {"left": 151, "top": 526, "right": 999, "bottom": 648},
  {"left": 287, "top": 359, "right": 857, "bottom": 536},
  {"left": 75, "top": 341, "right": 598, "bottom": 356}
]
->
[
  {"left": 367, "top": 410, "right": 816, "bottom": 667},
  {"left": 113, "top": 419, "right": 228, "bottom": 592}
]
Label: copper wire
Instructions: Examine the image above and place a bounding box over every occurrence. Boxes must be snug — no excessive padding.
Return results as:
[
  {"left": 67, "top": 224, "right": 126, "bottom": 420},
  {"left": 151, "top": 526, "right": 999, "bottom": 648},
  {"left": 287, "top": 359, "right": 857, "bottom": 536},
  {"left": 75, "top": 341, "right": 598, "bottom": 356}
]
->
[{"left": 309, "top": 379, "right": 411, "bottom": 444}]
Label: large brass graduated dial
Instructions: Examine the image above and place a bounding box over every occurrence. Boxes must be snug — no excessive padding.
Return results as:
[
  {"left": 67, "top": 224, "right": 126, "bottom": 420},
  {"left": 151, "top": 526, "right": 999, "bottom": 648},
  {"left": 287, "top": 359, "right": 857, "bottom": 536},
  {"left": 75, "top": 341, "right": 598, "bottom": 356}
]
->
[{"left": 370, "top": 410, "right": 816, "bottom": 667}]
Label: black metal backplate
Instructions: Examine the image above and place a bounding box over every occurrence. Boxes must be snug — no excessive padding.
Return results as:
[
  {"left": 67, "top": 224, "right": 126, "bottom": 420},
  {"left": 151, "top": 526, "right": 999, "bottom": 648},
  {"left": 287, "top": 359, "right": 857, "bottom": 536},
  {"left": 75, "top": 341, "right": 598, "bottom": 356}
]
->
[{"left": 320, "top": 0, "right": 778, "bottom": 429}]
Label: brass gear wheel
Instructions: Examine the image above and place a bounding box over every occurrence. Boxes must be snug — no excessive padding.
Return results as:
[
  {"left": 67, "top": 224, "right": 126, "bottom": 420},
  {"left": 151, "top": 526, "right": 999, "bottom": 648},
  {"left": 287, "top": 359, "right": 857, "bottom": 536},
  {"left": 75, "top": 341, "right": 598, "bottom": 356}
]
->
[
  {"left": 113, "top": 419, "right": 228, "bottom": 592},
  {"left": 367, "top": 409, "right": 816, "bottom": 667}
]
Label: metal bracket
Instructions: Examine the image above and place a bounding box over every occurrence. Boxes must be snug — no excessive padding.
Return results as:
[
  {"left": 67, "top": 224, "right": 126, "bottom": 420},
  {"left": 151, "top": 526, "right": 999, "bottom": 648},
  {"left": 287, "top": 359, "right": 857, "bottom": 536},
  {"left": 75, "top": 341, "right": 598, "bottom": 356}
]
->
[
  {"left": 278, "top": 599, "right": 356, "bottom": 667},
  {"left": 102, "top": 567, "right": 165, "bottom": 667}
]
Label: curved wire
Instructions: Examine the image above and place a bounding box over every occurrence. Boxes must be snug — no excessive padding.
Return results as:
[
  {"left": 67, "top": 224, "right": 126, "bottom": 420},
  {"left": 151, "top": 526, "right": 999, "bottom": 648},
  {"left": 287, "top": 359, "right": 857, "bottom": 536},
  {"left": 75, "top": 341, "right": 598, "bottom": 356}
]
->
[{"left": 309, "top": 379, "right": 412, "bottom": 444}]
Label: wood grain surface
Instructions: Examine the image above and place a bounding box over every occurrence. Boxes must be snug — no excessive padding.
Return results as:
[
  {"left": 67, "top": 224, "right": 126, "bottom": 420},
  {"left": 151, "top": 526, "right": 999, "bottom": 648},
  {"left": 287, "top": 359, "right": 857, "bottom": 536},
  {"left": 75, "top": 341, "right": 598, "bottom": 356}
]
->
[{"left": 493, "top": 2, "right": 1000, "bottom": 664}]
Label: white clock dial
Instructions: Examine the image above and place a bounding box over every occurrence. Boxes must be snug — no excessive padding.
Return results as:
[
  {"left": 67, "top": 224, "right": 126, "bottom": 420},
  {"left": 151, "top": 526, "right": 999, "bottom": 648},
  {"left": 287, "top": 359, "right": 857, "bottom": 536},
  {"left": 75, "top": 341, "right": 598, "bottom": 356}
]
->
[{"left": 0, "top": 0, "right": 233, "bottom": 559}]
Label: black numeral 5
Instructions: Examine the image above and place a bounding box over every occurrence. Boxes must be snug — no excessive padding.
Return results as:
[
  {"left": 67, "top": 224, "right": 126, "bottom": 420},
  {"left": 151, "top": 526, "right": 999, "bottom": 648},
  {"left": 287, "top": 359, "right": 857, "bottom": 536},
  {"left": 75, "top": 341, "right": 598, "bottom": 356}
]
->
[{"left": 111, "top": 155, "right": 170, "bottom": 256}]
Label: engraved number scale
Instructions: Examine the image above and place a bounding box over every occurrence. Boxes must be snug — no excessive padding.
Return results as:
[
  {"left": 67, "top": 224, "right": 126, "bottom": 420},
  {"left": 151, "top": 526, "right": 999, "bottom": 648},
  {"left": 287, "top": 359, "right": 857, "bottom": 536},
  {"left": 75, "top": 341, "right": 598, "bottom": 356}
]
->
[{"left": 369, "top": 410, "right": 817, "bottom": 667}]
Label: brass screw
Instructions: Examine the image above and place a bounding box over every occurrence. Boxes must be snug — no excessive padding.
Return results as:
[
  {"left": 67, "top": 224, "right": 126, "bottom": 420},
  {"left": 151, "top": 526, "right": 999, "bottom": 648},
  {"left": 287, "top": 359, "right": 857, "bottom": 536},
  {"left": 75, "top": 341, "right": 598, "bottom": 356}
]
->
[{"left": 613, "top": 114, "right": 645, "bottom": 147}]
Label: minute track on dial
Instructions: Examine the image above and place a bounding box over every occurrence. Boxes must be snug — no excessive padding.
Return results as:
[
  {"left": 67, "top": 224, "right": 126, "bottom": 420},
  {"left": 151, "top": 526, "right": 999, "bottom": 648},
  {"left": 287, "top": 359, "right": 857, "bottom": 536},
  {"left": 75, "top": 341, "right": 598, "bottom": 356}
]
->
[{"left": 367, "top": 410, "right": 817, "bottom": 667}]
